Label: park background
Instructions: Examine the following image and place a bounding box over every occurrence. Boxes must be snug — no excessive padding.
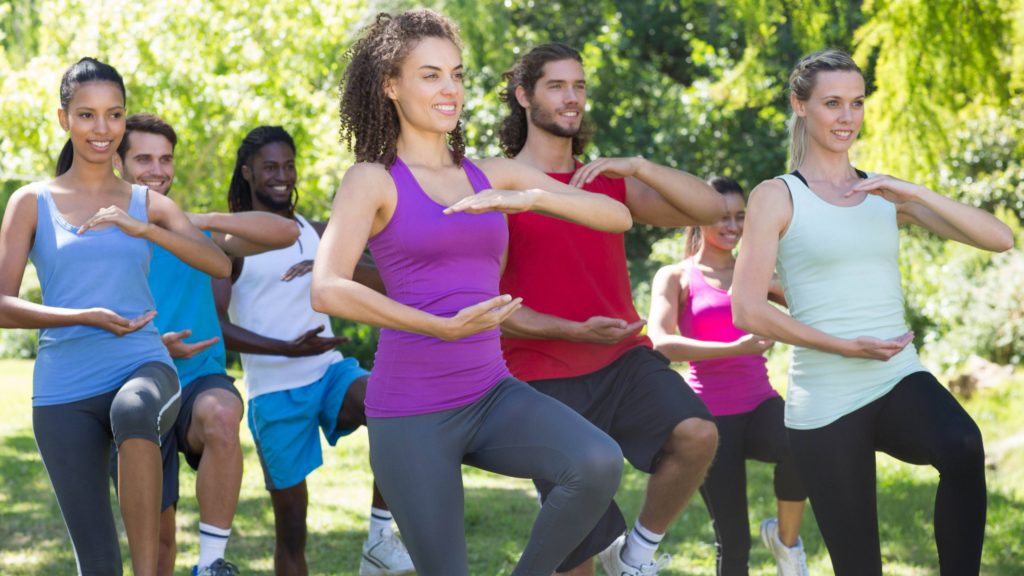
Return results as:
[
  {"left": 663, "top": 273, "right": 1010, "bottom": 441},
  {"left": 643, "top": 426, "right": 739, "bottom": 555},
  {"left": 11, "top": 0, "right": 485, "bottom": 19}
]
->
[{"left": 1, "top": 0, "right": 1023, "bottom": 573}]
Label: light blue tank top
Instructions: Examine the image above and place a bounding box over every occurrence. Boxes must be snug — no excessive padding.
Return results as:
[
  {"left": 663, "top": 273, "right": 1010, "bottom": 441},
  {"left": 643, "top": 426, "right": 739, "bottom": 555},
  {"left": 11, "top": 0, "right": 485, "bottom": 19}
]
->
[
  {"left": 775, "top": 173, "right": 925, "bottom": 429},
  {"left": 30, "top": 184, "right": 174, "bottom": 406},
  {"left": 148, "top": 232, "right": 226, "bottom": 388}
]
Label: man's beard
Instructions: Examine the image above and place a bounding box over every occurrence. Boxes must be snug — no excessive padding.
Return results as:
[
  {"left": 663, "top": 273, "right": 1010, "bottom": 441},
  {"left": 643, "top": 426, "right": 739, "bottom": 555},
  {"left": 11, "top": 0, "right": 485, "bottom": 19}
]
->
[
  {"left": 530, "top": 107, "right": 581, "bottom": 139},
  {"left": 254, "top": 187, "right": 293, "bottom": 212}
]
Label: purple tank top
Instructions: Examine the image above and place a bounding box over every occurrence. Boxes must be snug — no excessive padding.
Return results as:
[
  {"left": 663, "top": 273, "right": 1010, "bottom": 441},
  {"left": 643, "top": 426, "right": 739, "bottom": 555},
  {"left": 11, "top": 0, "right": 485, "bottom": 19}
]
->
[
  {"left": 677, "top": 260, "right": 777, "bottom": 416},
  {"left": 365, "top": 157, "right": 511, "bottom": 417}
]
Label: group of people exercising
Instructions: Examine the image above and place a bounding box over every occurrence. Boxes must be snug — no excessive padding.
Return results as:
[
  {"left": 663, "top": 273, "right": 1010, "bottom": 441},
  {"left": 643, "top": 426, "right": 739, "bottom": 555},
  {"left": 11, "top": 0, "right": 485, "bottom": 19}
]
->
[{"left": 0, "top": 7, "right": 1011, "bottom": 576}]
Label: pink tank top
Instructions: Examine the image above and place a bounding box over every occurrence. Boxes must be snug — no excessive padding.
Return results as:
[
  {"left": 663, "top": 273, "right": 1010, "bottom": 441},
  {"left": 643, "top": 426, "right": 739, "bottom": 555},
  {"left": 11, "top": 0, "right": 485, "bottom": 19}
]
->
[{"left": 677, "top": 260, "right": 777, "bottom": 416}]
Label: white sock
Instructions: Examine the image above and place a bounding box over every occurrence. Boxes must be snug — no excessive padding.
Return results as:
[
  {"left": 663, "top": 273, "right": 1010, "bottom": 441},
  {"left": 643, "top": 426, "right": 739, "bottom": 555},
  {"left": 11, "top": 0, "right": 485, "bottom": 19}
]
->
[
  {"left": 369, "top": 507, "right": 394, "bottom": 541},
  {"left": 197, "top": 522, "right": 231, "bottom": 569},
  {"left": 621, "top": 520, "right": 663, "bottom": 568}
]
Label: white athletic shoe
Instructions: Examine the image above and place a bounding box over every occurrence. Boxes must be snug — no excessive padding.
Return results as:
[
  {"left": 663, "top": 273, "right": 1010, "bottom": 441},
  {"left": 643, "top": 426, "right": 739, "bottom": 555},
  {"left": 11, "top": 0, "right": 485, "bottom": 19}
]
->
[
  {"left": 359, "top": 528, "right": 416, "bottom": 575},
  {"left": 760, "top": 518, "right": 810, "bottom": 576},
  {"left": 597, "top": 533, "right": 671, "bottom": 575}
]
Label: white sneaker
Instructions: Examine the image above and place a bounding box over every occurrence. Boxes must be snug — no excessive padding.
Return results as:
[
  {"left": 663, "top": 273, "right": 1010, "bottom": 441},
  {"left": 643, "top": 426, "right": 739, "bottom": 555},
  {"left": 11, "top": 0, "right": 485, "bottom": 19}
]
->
[
  {"left": 597, "top": 533, "right": 671, "bottom": 575},
  {"left": 359, "top": 528, "right": 416, "bottom": 575},
  {"left": 760, "top": 518, "right": 810, "bottom": 576}
]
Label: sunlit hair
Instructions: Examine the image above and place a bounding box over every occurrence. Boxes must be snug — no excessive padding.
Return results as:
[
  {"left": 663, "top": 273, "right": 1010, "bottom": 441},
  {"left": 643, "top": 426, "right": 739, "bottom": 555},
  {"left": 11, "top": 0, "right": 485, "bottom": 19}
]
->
[
  {"left": 227, "top": 126, "right": 298, "bottom": 215},
  {"left": 56, "top": 57, "right": 126, "bottom": 176},
  {"left": 117, "top": 113, "right": 178, "bottom": 161},
  {"left": 787, "top": 49, "right": 863, "bottom": 171},
  {"left": 339, "top": 9, "right": 465, "bottom": 168},
  {"left": 498, "top": 42, "right": 592, "bottom": 157},
  {"left": 684, "top": 176, "right": 744, "bottom": 258}
]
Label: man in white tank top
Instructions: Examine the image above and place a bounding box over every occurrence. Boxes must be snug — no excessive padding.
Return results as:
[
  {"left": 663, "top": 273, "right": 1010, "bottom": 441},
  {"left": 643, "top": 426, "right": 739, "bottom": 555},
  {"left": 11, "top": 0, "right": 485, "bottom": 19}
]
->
[{"left": 213, "top": 126, "right": 413, "bottom": 576}]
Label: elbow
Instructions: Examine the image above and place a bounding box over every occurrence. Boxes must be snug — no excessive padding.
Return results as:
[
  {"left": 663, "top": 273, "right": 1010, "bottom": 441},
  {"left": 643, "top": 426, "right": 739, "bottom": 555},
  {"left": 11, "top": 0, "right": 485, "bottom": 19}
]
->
[
  {"left": 310, "top": 281, "right": 330, "bottom": 315},
  {"left": 280, "top": 221, "right": 301, "bottom": 248},
  {"left": 993, "top": 227, "right": 1015, "bottom": 253},
  {"left": 610, "top": 205, "right": 633, "bottom": 232},
  {"left": 731, "top": 299, "right": 757, "bottom": 334},
  {"left": 209, "top": 253, "right": 232, "bottom": 279}
]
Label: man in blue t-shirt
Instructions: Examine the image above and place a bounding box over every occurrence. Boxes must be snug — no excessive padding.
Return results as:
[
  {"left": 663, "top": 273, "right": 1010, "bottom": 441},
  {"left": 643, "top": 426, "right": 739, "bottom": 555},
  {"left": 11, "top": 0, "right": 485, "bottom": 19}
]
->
[{"left": 113, "top": 113, "right": 299, "bottom": 576}]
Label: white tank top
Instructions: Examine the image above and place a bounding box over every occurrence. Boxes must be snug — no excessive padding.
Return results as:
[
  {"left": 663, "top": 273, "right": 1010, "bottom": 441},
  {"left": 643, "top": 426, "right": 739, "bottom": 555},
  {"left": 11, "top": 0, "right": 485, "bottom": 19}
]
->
[
  {"left": 228, "top": 214, "right": 342, "bottom": 398},
  {"left": 775, "top": 173, "right": 925, "bottom": 429}
]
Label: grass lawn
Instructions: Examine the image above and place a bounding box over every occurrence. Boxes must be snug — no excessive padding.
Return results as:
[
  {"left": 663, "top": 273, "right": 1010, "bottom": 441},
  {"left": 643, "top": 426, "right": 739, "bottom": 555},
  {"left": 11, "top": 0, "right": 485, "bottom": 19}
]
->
[{"left": 1, "top": 358, "right": 1023, "bottom": 574}]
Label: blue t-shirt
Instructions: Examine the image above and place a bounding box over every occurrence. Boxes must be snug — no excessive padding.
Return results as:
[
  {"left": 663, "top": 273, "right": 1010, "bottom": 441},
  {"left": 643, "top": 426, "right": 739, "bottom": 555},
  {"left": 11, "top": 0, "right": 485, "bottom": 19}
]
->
[{"left": 148, "top": 231, "right": 227, "bottom": 388}]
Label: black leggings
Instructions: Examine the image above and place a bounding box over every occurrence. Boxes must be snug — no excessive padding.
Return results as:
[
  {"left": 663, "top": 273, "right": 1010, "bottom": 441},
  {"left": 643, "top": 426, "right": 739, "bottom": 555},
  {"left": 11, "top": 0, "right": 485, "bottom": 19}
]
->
[
  {"left": 699, "top": 396, "right": 806, "bottom": 575},
  {"left": 788, "top": 371, "right": 986, "bottom": 575}
]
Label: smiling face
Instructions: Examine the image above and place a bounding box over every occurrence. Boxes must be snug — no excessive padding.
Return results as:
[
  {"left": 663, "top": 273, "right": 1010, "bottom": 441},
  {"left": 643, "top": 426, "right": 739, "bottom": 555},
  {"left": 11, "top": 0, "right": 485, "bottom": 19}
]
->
[
  {"left": 386, "top": 36, "right": 464, "bottom": 136},
  {"left": 792, "top": 70, "right": 865, "bottom": 156},
  {"left": 700, "top": 192, "right": 746, "bottom": 253},
  {"left": 520, "top": 58, "right": 586, "bottom": 138},
  {"left": 242, "top": 141, "right": 296, "bottom": 213},
  {"left": 58, "top": 81, "right": 126, "bottom": 169},
  {"left": 119, "top": 131, "right": 175, "bottom": 195}
]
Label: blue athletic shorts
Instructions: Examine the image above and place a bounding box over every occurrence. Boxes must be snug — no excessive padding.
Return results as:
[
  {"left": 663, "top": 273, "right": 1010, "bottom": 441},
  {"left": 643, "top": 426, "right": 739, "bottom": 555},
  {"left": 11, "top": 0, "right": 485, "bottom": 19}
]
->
[{"left": 247, "top": 358, "right": 369, "bottom": 490}]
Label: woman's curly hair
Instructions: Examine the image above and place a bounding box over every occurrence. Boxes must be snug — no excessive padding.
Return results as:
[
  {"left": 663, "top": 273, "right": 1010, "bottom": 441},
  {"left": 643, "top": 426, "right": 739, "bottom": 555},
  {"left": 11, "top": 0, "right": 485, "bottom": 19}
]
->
[
  {"left": 340, "top": 9, "right": 465, "bottom": 168},
  {"left": 498, "top": 42, "right": 591, "bottom": 158}
]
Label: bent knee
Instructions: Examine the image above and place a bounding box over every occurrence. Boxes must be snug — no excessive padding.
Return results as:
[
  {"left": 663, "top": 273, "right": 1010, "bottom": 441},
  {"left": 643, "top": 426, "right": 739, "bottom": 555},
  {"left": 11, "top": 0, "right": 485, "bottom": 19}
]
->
[
  {"left": 569, "top": 437, "right": 624, "bottom": 496},
  {"left": 936, "top": 424, "right": 985, "bottom": 472},
  {"left": 666, "top": 417, "right": 718, "bottom": 462},
  {"left": 195, "top": 400, "right": 243, "bottom": 446}
]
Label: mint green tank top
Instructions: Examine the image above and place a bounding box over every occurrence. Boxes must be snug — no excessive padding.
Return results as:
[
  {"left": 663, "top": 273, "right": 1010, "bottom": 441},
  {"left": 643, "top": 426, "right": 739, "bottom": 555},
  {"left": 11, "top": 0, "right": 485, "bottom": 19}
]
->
[{"left": 775, "top": 173, "right": 925, "bottom": 429}]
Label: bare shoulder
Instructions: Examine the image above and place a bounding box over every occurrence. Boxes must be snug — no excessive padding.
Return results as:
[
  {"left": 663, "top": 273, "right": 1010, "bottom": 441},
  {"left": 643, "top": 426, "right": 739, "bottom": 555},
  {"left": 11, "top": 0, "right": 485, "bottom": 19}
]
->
[
  {"left": 1, "top": 184, "right": 42, "bottom": 235},
  {"left": 747, "top": 178, "right": 793, "bottom": 229},
  {"left": 653, "top": 261, "right": 689, "bottom": 290},
  {"left": 338, "top": 162, "right": 395, "bottom": 199}
]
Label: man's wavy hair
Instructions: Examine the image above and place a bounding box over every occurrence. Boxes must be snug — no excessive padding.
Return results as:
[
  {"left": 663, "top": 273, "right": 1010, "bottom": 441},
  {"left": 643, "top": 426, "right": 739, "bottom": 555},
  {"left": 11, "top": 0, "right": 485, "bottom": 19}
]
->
[
  {"left": 339, "top": 9, "right": 465, "bottom": 168},
  {"left": 498, "top": 42, "right": 591, "bottom": 158}
]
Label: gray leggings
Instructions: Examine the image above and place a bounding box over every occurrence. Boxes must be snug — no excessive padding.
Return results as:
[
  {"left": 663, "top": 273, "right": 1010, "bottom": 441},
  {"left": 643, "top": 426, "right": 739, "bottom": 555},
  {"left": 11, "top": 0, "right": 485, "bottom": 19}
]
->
[
  {"left": 33, "top": 362, "right": 180, "bottom": 576},
  {"left": 368, "top": 377, "right": 623, "bottom": 576}
]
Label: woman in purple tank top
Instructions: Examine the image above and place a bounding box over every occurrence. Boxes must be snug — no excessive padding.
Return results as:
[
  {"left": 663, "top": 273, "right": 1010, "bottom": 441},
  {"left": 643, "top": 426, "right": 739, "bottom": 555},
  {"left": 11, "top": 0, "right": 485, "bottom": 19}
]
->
[
  {"left": 648, "top": 177, "right": 810, "bottom": 575},
  {"left": 311, "top": 9, "right": 633, "bottom": 576}
]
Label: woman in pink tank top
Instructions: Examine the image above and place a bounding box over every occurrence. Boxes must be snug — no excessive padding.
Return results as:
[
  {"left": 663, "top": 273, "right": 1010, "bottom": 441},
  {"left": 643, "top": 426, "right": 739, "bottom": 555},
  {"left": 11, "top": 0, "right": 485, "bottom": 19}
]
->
[
  {"left": 310, "top": 9, "right": 633, "bottom": 576},
  {"left": 648, "top": 176, "right": 811, "bottom": 575}
]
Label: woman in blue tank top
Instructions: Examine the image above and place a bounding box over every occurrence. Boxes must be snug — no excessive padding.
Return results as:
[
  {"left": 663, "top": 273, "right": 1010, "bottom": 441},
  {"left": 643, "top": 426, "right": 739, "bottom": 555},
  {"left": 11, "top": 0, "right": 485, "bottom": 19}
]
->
[
  {"left": 311, "top": 9, "right": 633, "bottom": 576},
  {"left": 731, "top": 49, "right": 1012, "bottom": 575},
  {"left": 0, "top": 58, "right": 230, "bottom": 575}
]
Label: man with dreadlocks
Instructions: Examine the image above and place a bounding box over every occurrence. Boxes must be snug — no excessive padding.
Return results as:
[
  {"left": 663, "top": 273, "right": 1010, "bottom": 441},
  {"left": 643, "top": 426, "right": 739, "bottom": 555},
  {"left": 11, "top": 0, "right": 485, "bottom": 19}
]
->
[
  {"left": 212, "top": 125, "right": 414, "bottom": 576},
  {"left": 498, "top": 43, "right": 727, "bottom": 576}
]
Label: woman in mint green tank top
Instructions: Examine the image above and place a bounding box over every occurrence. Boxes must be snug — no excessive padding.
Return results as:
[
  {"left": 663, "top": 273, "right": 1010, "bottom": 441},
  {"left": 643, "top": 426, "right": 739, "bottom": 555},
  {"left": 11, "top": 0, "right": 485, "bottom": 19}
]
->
[
  {"left": 0, "top": 58, "right": 230, "bottom": 575},
  {"left": 732, "top": 49, "right": 1012, "bottom": 575}
]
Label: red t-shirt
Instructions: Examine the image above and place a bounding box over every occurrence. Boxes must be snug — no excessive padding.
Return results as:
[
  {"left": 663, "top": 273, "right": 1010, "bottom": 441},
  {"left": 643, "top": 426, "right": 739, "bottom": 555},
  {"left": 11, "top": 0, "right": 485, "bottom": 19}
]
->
[{"left": 500, "top": 170, "right": 651, "bottom": 382}]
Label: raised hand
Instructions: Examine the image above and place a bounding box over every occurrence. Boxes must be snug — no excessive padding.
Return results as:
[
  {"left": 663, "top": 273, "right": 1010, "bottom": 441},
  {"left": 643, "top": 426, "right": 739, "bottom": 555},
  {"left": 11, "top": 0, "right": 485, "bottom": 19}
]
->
[
  {"left": 440, "top": 294, "right": 523, "bottom": 341},
  {"left": 161, "top": 329, "right": 220, "bottom": 359},
  {"left": 85, "top": 308, "right": 157, "bottom": 336},
  {"left": 283, "top": 325, "right": 348, "bottom": 357},
  {"left": 733, "top": 333, "right": 775, "bottom": 355},
  {"left": 843, "top": 331, "right": 914, "bottom": 360},
  {"left": 569, "top": 157, "right": 643, "bottom": 188},
  {"left": 282, "top": 259, "right": 314, "bottom": 281},
  {"left": 845, "top": 175, "right": 924, "bottom": 205},
  {"left": 442, "top": 189, "right": 539, "bottom": 215},
  {"left": 77, "top": 205, "right": 150, "bottom": 236},
  {"left": 570, "top": 316, "right": 646, "bottom": 344}
]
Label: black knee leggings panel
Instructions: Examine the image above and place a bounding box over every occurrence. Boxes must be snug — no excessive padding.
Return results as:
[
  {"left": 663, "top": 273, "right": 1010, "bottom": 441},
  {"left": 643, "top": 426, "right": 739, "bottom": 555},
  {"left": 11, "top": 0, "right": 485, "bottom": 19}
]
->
[
  {"left": 787, "top": 371, "right": 986, "bottom": 576},
  {"left": 699, "top": 396, "right": 807, "bottom": 575}
]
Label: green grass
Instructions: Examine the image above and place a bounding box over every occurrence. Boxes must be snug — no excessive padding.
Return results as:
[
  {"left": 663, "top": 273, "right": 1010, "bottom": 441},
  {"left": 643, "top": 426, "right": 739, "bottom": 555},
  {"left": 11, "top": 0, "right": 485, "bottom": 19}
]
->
[{"left": 1, "top": 358, "right": 1023, "bottom": 574}]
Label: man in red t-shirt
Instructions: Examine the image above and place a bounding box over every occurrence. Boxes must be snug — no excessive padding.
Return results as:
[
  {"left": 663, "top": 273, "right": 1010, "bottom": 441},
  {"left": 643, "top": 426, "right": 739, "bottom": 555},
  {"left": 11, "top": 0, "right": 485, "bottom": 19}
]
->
[{"left": 499, "top": 43, "right": 727, "bottom": 576}]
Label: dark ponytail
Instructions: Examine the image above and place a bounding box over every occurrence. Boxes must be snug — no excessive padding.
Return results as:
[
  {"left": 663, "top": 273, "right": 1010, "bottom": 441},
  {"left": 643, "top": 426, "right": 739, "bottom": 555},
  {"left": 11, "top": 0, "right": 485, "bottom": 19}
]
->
[{"left": 54, "top": 57, "right": 126, "bottom": 176}]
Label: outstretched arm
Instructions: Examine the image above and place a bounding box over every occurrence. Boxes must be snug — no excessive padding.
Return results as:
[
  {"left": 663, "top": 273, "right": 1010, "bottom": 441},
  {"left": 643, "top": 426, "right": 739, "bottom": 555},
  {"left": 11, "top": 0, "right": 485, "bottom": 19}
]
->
[
  {"left": 732, "top": 179, "right": 913, "bottom": 360},
  {"left": 211, "top": 261, "right": 345, "bottom": 357},
  {"left": 568, "top": 157, "right": 726, "bottom": 227},
  {"left": 468, "top": 158, "right": 632, "bottom": 232},
  {"left": 848, "top": 175, "right": 1014, "bottom": 252},
  {"left": 501, "top": 305, "right": 645, "bottom": 344},
  {"left": 311, "top": 163, "right": 520, "bottom": 341},
  {"left": 188, "top": 211, "right": 299, "bottom": 257},
  {"left": 647, "top": 264, "right": 773, "bottom": 361}
]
